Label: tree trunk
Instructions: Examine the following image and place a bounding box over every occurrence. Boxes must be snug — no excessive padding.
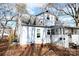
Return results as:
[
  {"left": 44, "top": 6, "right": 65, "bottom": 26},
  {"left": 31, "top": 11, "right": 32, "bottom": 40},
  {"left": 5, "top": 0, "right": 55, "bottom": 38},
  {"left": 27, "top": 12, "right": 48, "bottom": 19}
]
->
[
  {"left": 76, "top": 15, "right": 79, "bottom": 27},
  {"left": 1, "top": 28, "right": 5, "bottom": 40},
  {"left": 74, "top": 17, "right": 79, "bottom": 27},
  {"left": 76, "top": 22, "right": 78, "bottom": 26}
]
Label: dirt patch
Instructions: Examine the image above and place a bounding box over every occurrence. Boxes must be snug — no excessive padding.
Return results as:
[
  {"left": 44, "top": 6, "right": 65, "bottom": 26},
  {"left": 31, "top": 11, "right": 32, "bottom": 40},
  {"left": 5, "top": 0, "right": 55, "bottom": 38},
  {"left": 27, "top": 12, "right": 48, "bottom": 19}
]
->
[{"left": 1, "top": 43, "right": 79, "bottom": 56}]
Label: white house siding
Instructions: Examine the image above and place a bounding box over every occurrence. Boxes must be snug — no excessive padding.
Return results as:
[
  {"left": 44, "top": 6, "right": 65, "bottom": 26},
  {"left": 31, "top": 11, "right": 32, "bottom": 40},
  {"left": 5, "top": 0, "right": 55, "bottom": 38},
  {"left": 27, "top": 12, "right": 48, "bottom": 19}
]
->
[
  {"left": 42, "top": 28, "right": 50, "bottom": 44},
  {"left": 19, "top": 26, "right": 28, "bottom": 45},
  {"left": 45, "top": 14, "right": 56, "bottom": 26},
  {"left": 19, "top": 26, "right": 70, "bottom": 48},
  {"left": 64, "top": 35, "right": 69, "bottom": 48},
  {"left": 49, "top": 15, "right": 56, "bottom": 26},
  {"left": 46, "top": 29, "right": 50, "bottom": 44},
  {"left": 28, "top": 27, "right": 32, "bottom": 43},
  {"left": 27, "top": 27, "right": 35, "bottom": 44},
  {"left": 19, "top": 26, "right": 51, "bottom": 45},
  {"left": 19, "top": 26, "right": 35, "bottom": 45},
  {"left": 52, "top": 35, "right": 69, "bottom": 48},
  {"left": 34, "top": 27, "right": 50, "bottom": 44}
]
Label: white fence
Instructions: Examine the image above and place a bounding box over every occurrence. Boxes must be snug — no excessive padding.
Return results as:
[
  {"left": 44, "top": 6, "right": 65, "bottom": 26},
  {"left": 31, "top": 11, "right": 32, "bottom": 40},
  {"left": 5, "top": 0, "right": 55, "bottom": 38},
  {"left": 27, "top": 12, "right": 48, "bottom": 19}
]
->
[{"left": 72, "top": 35, "right": 79, "bottom": 45}]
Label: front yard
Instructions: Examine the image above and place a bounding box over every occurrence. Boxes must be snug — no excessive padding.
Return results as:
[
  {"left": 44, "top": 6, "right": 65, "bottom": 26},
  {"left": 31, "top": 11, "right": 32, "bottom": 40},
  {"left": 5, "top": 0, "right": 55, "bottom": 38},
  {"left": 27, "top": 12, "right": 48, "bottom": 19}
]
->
[{"left": 0, "top": 41, "right": 79, "bottom": 56}]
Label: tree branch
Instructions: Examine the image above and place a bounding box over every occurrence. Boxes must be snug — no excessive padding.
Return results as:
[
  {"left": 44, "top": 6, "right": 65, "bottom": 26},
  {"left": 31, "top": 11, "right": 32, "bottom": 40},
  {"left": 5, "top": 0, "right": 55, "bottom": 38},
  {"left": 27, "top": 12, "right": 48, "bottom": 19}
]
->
[
  {"left": 67, "top": 4, "right": 75, "bottom": 17},
  {"left": 54, "top": 7, "right": 73, "bottom": 17}
]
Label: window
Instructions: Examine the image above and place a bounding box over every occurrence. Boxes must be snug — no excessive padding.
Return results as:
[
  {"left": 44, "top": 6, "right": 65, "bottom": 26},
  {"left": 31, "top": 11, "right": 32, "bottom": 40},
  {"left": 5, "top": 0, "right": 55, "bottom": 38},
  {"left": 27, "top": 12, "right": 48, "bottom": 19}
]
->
[
  {"left": 47, "top": 29, "right": 55, "bottom": 35},
  {"left": 47, "top": 30, "right": 50, "bottom": 35},
  {"left": 37, "top": 29, "right": 40, "bottom": 38},
  {"left": 51, "top": 29, "right": 55, "bottom": 35},
  {"left": 47, "top": 15, "right": 50, "bottom": 20},
  {"left": 54, "top": 29, "right": 59, "bottom": 35},
  {"left": 59, "top": 37, "right": 62, "bottom": 40}
]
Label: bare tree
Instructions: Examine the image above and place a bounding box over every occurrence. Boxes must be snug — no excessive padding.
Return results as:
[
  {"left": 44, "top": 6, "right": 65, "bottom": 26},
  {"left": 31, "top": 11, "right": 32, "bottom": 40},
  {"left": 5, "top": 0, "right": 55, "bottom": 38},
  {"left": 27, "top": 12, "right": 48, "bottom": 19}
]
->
[
  {"left": 0, "top": 4, "right": 17, "bottom": 40},
  {"left": 53, "top": 3, "right": 79, "bottom": 26}
]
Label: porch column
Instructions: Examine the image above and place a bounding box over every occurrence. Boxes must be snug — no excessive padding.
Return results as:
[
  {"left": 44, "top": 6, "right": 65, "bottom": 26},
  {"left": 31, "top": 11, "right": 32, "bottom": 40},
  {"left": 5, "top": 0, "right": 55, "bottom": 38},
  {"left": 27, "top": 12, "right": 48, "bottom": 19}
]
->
[
  {"left": 61, "top": 27, "right": 64, "bottom": 35},
  {"left": 50, "top": 28, "right": 52, "bottom": 44},
  {"left": 27, "top": 26, "right": 29, "bottom": 44}
]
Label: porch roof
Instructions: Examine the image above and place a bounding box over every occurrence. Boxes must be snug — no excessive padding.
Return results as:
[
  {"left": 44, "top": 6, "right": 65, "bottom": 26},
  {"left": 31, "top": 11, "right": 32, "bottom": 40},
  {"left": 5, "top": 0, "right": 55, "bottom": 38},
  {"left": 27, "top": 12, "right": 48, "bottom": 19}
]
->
[{"left": 22, "top": 24, "right": 79, "bottom": 29}]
